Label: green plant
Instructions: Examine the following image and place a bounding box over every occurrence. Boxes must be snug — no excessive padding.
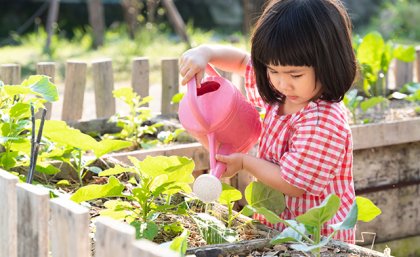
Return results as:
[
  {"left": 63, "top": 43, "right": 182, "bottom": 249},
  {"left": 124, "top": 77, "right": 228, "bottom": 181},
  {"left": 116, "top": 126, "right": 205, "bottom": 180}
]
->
[
  {"left": 106, "top": 87, "right": 162, "bottom": 149},
  {"left": 354, "top": 31, "right": 415, "bottom": 97},
  {"left": 344, "top": 89, "right": 388, "bottom": 124},
  {"left": 0, "top": 75, "right": 58, "bottom": 170},
  {"left": 245, "top": 194, "right": 381, "bottom": 257},
  {"left": 40, "top": 120, "right": 131, "bottom": 186},
  {"left": 70, "top": 155, "right": 195, "bottom": 241}
]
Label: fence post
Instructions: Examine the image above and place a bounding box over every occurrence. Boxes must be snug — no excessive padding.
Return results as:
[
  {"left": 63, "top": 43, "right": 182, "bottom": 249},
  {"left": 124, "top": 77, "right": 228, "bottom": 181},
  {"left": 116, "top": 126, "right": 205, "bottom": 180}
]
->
[
  {"left": 0, "top": 63, "right": 21, "bottom": 85},
  {"left": 394, "top": 59, "right": 413, "bottom": 90},
  {"left": 62, "top": 61, "right": 87, "bottom": 121},
  {"left": 131, "top": 57, "right": 150, "bottom": 104},
  {"left": 132, "top": 239, "right": 180, "bottom": 257},
  {"left": 0, "top": 170, "right": 18, "bottom": 257},
  {"left": 161, "top": 58, "right": 179, "bottom": 115},
  {"left": 416, "top": 46, "right": 420, "bottom": 82},
  {"left": 92, "top": 58, "right": 116, "bottom": 118},
  {"left": 16, "top": 183, "right": 50, "bottom": 257},
  {"left": 50, "top": 198, "right": 90, "bottom": 257},
  {"left": 36, "top": 62, "right": 56, "bottom": 119},
  {"left": 94, "top": 217, "right": 135, "bottom": 257}
]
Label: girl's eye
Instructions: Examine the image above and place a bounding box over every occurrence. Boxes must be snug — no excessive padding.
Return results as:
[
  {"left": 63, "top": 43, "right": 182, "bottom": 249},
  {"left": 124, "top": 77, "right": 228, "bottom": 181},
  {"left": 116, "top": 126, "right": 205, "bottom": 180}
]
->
[
  {"left": 268, "top": 69, "right": 278, "bottom": 74},
  {"left": 291, "top": 74, "right": 303, "bottom": 78}
]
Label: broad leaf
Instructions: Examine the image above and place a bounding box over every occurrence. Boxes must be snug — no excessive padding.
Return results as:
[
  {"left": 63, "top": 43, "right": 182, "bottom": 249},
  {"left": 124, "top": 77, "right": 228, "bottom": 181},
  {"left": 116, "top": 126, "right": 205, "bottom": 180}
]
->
[
  {"left": 23, "top": 75, "right": 59, "bottom": 102},
  {"left": 92, "top": 139, "right": 132, "bottom": 158},
  {"left": 70, "top": 176, "right": 125, "bottom": 203},
  {"left": 245, "top": 181, "right": 285, "bottom": 214},
  {"left": 218, "top": 183, "right": 242, "bottom": 205},
  {"left": 270, "top": 220, "right": 305, "bottom": 244},
  {"left": 296, "top": 194, "right": 340, "bottom": 227},
  {"left": 329, "top": 200, "right": 358, "bottom": 231},
  {"left": 356, "top": 196, "right": 381, "bottom": 222},
  {"left": 99, "top": 165, "right": 135, "bottom": 177}
]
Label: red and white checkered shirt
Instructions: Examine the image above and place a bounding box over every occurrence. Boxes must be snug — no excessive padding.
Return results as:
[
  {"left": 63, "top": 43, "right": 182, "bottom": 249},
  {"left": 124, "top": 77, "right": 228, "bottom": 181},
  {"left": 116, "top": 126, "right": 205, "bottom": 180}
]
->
[{"left": 244, "top": 61, "right": 356, "bottom": 243}]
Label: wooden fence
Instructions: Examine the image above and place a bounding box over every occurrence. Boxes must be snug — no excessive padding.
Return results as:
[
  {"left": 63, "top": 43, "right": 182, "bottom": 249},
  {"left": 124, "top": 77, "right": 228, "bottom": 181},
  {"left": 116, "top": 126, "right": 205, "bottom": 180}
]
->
[
  {"left": 0, "top": 169, "right": 180, "bottom": 257},
  {"left": 0, "top": 57, "right": 235, "bottom": 122},
  {"left": 1, "top": 53, "right": 419, "bottom": 122}
]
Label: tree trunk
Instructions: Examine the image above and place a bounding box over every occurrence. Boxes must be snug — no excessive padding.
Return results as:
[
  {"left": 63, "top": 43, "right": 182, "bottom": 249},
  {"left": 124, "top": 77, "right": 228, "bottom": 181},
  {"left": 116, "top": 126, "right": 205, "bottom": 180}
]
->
[
  {"left": 45, "top": 0, "right": 60, "bottom": 54},
  {"left": 87, "top": 0, "right": 105, "bottom": 48},
  {"left": 121, "top": 0, "right": 140, "bottom": 39}
]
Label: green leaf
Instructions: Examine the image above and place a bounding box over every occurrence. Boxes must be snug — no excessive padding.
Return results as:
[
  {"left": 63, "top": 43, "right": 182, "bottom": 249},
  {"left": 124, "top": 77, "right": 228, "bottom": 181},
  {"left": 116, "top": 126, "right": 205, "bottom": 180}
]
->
[
  {"left": 131, "top": 220, "right": 159, "bottom": 240},
  {"left": 393, "top": 45, "right": 416, "bottom": 62},
  {"left": 218, "top": 183, "right": 242, "bottom": 205},
  {"left": 360, "top": 96, "right": 387, "bottom": 112},
  {"left": 99, "top": 165, "right": 135, "bottom": 177},
  {"left": 356, "top": 196, "right": 381, "bottom": 222},
  {"left": 23, "top": 75, "right": 59, "bottom": 102},
  {"left": 70, "top": 176, "right": 125, "bottom": 203},
  {"left": 35, "top": 162, "right": 61, "bottom": 175},
  {"left": 290, "top": 237, "right": 331, "bottom": 252},
  {"left": 9, "top": 103, "right": 31, "bottom": 120},
  {"left": 296, "top": 194, "right": 340, "bottom": 227},
  {"left": 245, "top": 205, "right": 283, "bottom": 224},
  {"left": 42, "top": 120, "right": 99, "bottom": 150},
  {"left": 245, "top": 181, "right": 285, "bottom": 214},
  {"left": 133, "top": 156, "right": 195, "bottom": 184},
  {"left": 270, "top": 220, "right": 305, "bottom": 244},
  {"left": 357, "top": 31, "right": 385, "bottom": 76},
  {"left": 92, "top": 139, "right": 132, "bottom": 158},
  {"left": 169, "top": 230, "right": 189, "bottom": 255},
  {"left": 329, "top": 201, "right": 358, "bottom": 231},
  {"left": 171, "top": 92, "right": 184, "bottom": 104}
]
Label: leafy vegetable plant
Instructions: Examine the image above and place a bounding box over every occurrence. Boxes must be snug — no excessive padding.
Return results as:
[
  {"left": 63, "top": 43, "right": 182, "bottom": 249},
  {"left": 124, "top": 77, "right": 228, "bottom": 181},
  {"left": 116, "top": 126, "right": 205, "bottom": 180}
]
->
[
  {"left": 244, "top": 194, "right": 381, "bottom": 257},
  {"left": 0, "top": 75, "right": 58, "bottom": 170},
  {"left": 70, "top": 155, "right": 195, "bottom": 241},
  {"left": 354, "top": 31, "right": 415, "bottom": 97},
  {"left": 343, "top": 89, "right": 388, "bottom": 124},
  {"left": 106, "top": 87, "right": 162, "bottom": 149}
]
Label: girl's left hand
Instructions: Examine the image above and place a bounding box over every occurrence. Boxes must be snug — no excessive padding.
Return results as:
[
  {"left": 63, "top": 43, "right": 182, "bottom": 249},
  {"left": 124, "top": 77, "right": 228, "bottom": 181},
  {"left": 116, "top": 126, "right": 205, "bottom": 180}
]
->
[{"left": 215, "top": 153, "right": 244, "bottom": 178}]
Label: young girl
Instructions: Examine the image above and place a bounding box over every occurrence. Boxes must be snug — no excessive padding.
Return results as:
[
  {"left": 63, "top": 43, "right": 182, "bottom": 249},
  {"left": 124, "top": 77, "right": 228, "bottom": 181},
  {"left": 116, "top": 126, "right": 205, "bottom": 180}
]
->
[{"left": 179, "top": 0, "right": 357, "bottom": 243}]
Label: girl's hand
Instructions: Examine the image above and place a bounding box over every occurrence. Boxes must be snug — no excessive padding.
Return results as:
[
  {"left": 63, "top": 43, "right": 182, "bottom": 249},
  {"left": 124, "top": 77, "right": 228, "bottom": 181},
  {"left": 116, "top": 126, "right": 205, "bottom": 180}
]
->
[
  {"left": 179, "top": 46, "right": 210, "bottom": 87},
  {"left": 216, "top": 153, "right": 244, "bottom": 178}
]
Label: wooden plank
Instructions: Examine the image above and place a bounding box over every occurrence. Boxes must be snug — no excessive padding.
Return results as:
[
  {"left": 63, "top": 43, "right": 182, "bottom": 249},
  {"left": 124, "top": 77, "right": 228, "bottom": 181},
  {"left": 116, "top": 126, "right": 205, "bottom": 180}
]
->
[
  {"left": 351, "top": 117, "right": 420, "bottom": 150},
  {"left": 62, "top": 61, "right": 87, "bottom": 121},
  {"left": 394, "top": 59, "right": 413, "bottom": 90},
  {"left": 0, "top": 170, "right": 18, "bottom": 257},
  {"left": 106, "top": 142, "right": 209, "bottom": 171},
  {"left": 132, "top": 239, "right": 180, "bottom": 257},
  {"left": 94, "top": 217, "right": 135, "bottom": 257},
  {"left": 161, "top": 58, "right": 179, "bottom": 115},
  {"left": 92, "top": 58, "right": 116, "bottom": 118},
  {"left": 50, "top": 198, "right": 90, "bottom": 257},
  {"left": 16, "top": 183, "right": 50, "bottom": 257},
  {"left": 0, "top": 63, "right": 21, "bottom": 84},
  {"left": 36, "top": 62, "right": 56, "bottom": 119},
  {"left": 131, "top": 57, "right": 150, "bottom": 104},
  {"left": 353, "top": 141, "right": 420, "bottom": 192}
]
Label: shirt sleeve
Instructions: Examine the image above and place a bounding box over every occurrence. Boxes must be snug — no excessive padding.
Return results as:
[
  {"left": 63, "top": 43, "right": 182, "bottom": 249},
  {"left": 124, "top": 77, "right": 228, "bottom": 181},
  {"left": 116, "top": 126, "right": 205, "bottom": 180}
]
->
[
  {"left": 279, "top": 123, "right": 346, "bottom": 196},
  {"left": 244, "top": 59, "right": 266, "bottom": 109}
]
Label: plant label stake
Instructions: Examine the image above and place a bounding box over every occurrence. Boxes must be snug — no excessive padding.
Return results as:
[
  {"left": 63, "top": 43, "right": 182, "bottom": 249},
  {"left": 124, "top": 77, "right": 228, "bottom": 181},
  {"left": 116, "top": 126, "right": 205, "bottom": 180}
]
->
[
  {"left": 178, "top": 65, "right": 261, "bottom": 202},
  {"left": 27, "top": 104, "right": 47, "bottom": 184}
]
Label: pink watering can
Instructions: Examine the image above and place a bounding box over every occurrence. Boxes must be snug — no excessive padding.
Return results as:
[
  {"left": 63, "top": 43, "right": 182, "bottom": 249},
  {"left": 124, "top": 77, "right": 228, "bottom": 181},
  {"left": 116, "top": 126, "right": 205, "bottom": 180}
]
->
[{"left": 178, "top": 65, "right": 262, "bottom": 202}]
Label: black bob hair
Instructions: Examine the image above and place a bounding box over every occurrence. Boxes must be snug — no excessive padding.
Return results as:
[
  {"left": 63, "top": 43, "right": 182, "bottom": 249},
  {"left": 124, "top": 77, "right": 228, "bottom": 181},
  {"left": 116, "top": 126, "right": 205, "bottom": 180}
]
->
[{"left": 251, "top": 0, "right": 357, "bottom": 104}]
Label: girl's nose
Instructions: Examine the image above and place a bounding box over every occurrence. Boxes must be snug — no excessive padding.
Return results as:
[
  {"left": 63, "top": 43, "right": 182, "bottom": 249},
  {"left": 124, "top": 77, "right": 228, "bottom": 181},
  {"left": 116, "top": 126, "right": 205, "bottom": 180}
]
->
[{"left": 277, "top": 78, "right": 292, "bottom": 91}]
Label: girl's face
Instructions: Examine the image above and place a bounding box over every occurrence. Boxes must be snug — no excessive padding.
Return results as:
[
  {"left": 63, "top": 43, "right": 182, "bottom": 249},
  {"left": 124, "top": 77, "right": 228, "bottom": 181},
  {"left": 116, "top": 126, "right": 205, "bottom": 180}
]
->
[{"left": 267, "top": 64, "right": 322, "bottom": 108}]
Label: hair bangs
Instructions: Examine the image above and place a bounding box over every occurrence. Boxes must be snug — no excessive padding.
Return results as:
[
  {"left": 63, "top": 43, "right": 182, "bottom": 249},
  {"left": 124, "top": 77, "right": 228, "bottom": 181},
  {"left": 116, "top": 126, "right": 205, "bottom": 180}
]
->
[{"left": 253, "top": 2, "right": 316, "bottom": 68}]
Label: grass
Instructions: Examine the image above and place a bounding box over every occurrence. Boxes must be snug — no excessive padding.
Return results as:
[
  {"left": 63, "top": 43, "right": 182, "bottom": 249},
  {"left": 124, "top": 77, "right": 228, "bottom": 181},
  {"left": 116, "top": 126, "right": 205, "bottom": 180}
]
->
[{"left": 0, "top": 24, "right": 248, "bottom": 87}]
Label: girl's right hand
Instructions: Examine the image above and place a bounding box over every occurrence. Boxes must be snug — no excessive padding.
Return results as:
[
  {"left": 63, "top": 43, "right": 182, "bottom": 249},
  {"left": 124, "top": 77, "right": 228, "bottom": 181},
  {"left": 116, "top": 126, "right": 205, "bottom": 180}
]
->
[{"left": 179, "top": 45, "right": 211, "bottom": 87}]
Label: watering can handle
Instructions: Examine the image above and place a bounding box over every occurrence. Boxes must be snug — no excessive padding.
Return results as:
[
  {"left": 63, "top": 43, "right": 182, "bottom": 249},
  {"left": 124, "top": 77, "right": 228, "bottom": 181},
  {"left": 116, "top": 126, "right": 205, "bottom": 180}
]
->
[{"left": 186, "top": 64, "right": 222, "bottom": 130}]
